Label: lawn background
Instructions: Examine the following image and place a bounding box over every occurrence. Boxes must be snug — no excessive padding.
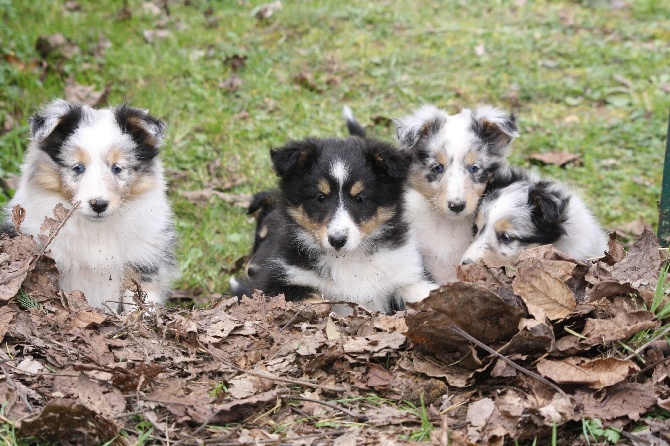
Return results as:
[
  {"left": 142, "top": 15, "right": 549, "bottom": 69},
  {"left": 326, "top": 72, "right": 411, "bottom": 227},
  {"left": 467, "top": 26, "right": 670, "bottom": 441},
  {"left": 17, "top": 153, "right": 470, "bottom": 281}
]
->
[{"left": 1, "top": 0, "right": 668, "bottom": 298}]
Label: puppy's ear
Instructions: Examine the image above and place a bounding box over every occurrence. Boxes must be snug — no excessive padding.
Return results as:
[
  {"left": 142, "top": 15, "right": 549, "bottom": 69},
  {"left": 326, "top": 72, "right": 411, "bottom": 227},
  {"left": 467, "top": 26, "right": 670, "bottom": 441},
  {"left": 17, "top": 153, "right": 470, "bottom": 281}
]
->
[
  {"left": 115, "top": 104, "right": 166, "bottom": 161},
  {"left": 270, "top": 139, "right": 318, "bottom": 177},
  {"left": 528, "top": 182, "right": 569, "bottom": 225},
  {"left": 30, "top": 99, "right": 83, "bottom": 142},
  {"left": 394, "top": 105, "right": 446, "bottom": 150},
  {"left": 30, "top": 100, "right": 84, "bottom": 163},
  {"left": 367, "top": 139, "right": 410, "bottom": 181},
  {"left": 472, "top": 106, "right": 518, "bottom": 157}
]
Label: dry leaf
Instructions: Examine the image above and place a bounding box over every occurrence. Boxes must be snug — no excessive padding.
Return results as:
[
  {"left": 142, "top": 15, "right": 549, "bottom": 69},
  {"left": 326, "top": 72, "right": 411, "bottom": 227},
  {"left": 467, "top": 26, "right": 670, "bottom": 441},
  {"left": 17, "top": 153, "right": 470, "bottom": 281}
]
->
[
  {"left": 528, "top": 152, "right": 583, "bottom": 167},
  {"left": 512, "top": 261, "right": 576, "bottom": 321},
  {"left": 536, "top": 357, "right": 638, "bottom": 389},
  {"left": 64, "top": 77, "right": 111, "bottom": 107}
]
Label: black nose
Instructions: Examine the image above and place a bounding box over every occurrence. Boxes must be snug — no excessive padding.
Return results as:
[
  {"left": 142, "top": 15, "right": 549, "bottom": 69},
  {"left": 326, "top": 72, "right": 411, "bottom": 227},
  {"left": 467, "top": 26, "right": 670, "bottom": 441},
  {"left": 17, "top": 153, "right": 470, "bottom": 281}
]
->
[
  {"left": 247, "top": 263, "right": 259, "bottom": 278},
  {"left": 461, "top": 258, "right": 473, "bottom": 265},
  {"left": 328, "top": 234, "right": 347, "bottom": 250},
  {"left": 448, "top": 201, "right": 465, "bottom": 213},
  {"left": 90, "top": 199, "right": 109, "bottom": 214}
]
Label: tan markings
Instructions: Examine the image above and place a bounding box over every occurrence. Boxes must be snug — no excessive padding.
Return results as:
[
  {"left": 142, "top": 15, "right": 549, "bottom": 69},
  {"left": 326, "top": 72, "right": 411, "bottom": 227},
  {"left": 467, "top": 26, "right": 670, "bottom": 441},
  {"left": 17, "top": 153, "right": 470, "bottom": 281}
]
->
[
  {"left": 360, "top": 206, "right": 396, "bottom": 235},
  {"left": 464, "top": 182, "right": 486, "bottom": 215},
  {"left": 435, "top": 151, "right": 448, "bottom": 167},
  {"left": 259, "top": 225, "right": 268, "bottom": 240},
  {"left": 475, "top": 212, "right": 485, "bottom": 231},
  {"left": 465, "top": 151, "right": 478, "bottom": 166},
  {"left": 350, "top": 181, "right": 364, "bottom": 197},
  {"left": 32, "top": 163, "right": 72, "bottom": 199},
  {"left": 287, "top": 205, "right": 329, "bottom": 248},
  {"left": 287, "top": 205, "right": 321, "bottom": 231},
  {"left": 318, "top": 178, "right": 331, "bottom": 195},
  {"left": 128, "top": 116, "right": 157, "bottom": 147},
  {"left": 128, "top": 175, "right": 158, "bottom": 198},
  {"left": 297, "top": 148, "right": 311, "bottom": 168},
  {"left": 74, "top": 148, "right": 91, "bottom": 166},
  {"left": 495, "top": 218, "right": 513, "bottom": 234},
  {"left": 483, "top": 120, "right": 511, "bottom": 146},
  {"left": 408, "top": 170, "right": 449, "bottom": 213},
  {"left": 106, "top": 148, "right": 124, "bottom": 166}
]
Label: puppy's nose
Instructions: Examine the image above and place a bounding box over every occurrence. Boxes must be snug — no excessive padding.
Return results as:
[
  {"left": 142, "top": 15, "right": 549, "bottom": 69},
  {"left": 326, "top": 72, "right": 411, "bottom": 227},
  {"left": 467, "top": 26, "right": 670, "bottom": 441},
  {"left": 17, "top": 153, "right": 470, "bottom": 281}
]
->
[
  {"left": 448, "top": 200, "right": 465, "bottom": 213},
  {"left": 247, "top": 263, "right": 259, "bottom": 278},
  {"left": 328, "top": 234, "right": 348, "bottom": 250},
  {"left": 89, "top": 199, "right": 109, "bottom": 214},
  {"left": 461, "top": 258, "right": 473, "bottom": 265}
]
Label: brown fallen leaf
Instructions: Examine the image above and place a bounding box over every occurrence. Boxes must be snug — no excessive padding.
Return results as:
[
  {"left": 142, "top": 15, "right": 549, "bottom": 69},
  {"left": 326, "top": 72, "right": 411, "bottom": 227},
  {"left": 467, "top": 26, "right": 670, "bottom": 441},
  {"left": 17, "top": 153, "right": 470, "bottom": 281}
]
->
[
  {"left": 407, "top": 282, "right": 523, "bottom": 357},
  {"left": 512, "top": 260, "right": 576, "bottom": 321},
  {"left": 293, "top": 70, "right": 323, "bottom": 92},
  {"left": 18, "top": 398, "right": 119, "bottom": 444},
  {"left": 611, "top": 228, "right": 661, "bottom": 288},
  {"left": 35, "top": 34, "right": 80, "bottom": 59},
  {"left": 64, "top": 77, "right": 111, "bottom": 107},
  {"left": 528, "top": 152, "right": 583, "bottom": 167},
  {"left": 536, "top": 356, "right": 638, "bottom": 389},
  {"left": 255, "top": 0, "right": 282, "bottom": 20}
]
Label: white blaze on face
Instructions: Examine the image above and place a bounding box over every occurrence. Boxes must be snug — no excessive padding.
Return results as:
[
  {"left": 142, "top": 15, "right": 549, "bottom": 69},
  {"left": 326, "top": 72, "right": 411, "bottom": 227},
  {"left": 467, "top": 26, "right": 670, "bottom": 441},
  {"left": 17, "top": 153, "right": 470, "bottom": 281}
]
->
[
  {"left": 66, "top": 110, "right": 132, "bottom": 219},
  {"left": 326, "top": 159, "right": 361, "bottom": 251}
]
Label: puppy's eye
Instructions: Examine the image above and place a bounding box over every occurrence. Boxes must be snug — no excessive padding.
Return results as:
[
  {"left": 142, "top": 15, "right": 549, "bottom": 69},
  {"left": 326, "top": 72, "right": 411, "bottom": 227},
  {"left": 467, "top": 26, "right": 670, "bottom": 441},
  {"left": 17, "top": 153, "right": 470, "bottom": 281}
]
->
[
  {"left": 354, "top": 196, "right": 364, "bottom": 204},
  {"left": 431, "top": 164, "right": 444, "bottom": 174},
  {"left": 111, "top": 164, "right": 123, "bottom": 174},
  {"left": 72, "top": 164, "right": 85, "bottom": 174},
  {"left": 499, "top": 233, "right": 512, "bottom": 244},
  {"left": 317, "top": 194, "right": 327, "bottom": 203},
  {"left": 472, "top": 224, "right": 479, "bottom": 236},
  {"left": 468, "top": 165, "right": 481, "bottom": 174}
]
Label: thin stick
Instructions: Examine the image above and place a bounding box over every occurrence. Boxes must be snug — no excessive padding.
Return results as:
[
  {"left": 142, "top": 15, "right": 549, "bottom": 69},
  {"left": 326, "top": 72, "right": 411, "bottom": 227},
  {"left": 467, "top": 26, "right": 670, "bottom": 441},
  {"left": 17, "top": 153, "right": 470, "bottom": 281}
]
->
[
  {"left": 289, "top": 396, "right": 367, "bottom": 422},
  {"left": 450, "top": 325, "right": 569, "bottom": 398},
  {"left": 624, "top": 324, "right": 670, "bottom": 361},
  {"left": 203, "top": 346, "right": 347, "bottom": 393},
  {"left": 0, "top": 201, "right": 80, "bottom": 285}
]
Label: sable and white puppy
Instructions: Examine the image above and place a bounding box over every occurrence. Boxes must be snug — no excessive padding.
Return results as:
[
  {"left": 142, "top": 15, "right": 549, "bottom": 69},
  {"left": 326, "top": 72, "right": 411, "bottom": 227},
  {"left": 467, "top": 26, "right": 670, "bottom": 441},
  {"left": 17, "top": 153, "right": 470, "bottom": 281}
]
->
[
  {"left": 393, "top": 104, "right": 518, "bottom": 283},
  {"left": 461, "top": 168, "right": 608, "bottom": 265},
  {"left": 4, "top": 99, "right": 178, "bottom": 312},
  {"left": 232, "top": 136, "right": 436, "bottom": 314}
]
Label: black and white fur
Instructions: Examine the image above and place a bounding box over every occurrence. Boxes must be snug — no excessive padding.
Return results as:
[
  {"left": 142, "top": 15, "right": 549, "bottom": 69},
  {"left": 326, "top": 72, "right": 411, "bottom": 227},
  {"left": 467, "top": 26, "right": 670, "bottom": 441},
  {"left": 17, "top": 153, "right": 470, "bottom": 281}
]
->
[
  {"left": 3, "top": 99, "right": 178, "bottom": 312},
  {"left": 393, "top": 104, "right": 518, "bottom": 283},
  {"left": 461, "top": 167, "right": 608, "bottom": 265},
  {"left": 231, "top": 135, "right": 436, "bottom": 314}
]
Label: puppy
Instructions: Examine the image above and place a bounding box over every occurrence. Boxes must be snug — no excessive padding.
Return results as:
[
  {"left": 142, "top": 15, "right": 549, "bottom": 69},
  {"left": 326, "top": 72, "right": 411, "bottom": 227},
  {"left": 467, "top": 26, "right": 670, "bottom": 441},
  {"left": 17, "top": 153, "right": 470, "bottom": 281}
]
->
[
  {"left": 4, "top": 99, "right": 178, "bottom": 312},
  {"left": 461, "top": 167, "right": 608, "bottom": 264},
  {"left": 394, "top": 104, "right": 518, "bottom": 283},
  {"left": 232, "top": 136, "right": 436, "bottom": 314}
]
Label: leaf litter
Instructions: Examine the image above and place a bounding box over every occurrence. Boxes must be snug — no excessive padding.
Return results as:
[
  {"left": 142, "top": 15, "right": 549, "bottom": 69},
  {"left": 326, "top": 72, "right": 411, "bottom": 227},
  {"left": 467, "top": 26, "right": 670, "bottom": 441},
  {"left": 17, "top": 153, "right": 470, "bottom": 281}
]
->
[{"left": 1, "top": 206, "right": 670, "bottom": 444}]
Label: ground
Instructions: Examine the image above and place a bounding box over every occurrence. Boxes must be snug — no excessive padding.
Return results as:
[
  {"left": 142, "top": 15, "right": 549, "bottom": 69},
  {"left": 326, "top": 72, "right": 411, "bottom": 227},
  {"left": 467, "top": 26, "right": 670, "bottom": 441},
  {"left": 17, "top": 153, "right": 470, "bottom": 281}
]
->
[{"left": 1, "top": 0, "right": 670, "bottom": 444}]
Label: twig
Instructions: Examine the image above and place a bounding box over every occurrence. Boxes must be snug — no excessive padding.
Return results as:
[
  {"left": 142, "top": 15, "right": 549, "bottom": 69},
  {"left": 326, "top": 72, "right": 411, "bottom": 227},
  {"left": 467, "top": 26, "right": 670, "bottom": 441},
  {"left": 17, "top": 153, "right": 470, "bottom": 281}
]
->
[
  {"left": 0, "top": 201, "right": 80, "bottom": 285},
  {"left": 624, "top": 324, "right": 670, "bottom": 361},
  {"left": 289, "top": 396, "right": 367, "bottom": 422},
  {"left": 0, "top": 363, "right": 33, "bottom": 412},
  {"left": 450, "top": 325, "right": 569, "bottom": 398},
  {"left": 203, "top": 346, "right": 347, "bottom": 392},
  {"left": 619, "top": 429, "right": 653, "bottom": 445}
]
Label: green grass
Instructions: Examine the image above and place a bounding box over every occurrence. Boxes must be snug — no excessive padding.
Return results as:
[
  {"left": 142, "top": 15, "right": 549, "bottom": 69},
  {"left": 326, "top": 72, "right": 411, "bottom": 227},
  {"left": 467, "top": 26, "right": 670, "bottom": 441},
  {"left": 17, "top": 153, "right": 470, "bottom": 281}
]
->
[{"left": 1, "top": 0, "right": 669, "bottom": 297}]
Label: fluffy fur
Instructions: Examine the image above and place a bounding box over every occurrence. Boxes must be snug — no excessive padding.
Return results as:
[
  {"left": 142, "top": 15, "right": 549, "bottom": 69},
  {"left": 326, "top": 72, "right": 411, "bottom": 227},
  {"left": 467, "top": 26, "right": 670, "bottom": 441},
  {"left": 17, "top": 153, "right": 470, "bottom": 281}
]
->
[
  {"left": 4, "top": 99, "right": 178, "bottom": 312},
  {"left": 231, "top": 135, "right": 436, "bottom": 314},
  {"left": 461, "top": 167, "right": 608, "bottom": 265},
  {"left": 394, "top": 104, "right": 518, "bottom": 283}
]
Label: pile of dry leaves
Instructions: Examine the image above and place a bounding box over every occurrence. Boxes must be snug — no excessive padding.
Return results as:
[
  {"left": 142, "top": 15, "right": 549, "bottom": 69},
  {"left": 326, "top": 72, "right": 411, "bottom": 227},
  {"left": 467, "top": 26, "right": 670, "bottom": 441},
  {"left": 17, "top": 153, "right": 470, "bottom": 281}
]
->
[{"left": 1, "top": 206, "right": 670, "bottom": 445}]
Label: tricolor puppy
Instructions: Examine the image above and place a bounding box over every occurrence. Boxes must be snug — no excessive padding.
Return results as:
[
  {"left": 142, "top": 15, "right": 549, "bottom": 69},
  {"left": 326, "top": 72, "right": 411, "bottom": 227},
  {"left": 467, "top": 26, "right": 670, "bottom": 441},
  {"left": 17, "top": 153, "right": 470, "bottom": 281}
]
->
[
  {"left": 3, "top": 99, "right": 178, "bottom": 312},
  {"left": 393, "top": 104, "right": 518, "bottom": 283},
  {"left": 461, "top": 168, "right": 608, "bottom": 265},
  {"left": 232, "top": 136, "right": 436, "bottom": 314}
]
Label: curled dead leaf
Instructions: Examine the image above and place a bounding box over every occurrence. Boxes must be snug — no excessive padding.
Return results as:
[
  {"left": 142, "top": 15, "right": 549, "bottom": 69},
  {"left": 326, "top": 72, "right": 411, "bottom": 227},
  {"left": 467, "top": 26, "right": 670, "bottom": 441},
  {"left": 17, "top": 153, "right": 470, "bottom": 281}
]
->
[{"left": 536, "top": 357, "right": 638, "bottom": 389}]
